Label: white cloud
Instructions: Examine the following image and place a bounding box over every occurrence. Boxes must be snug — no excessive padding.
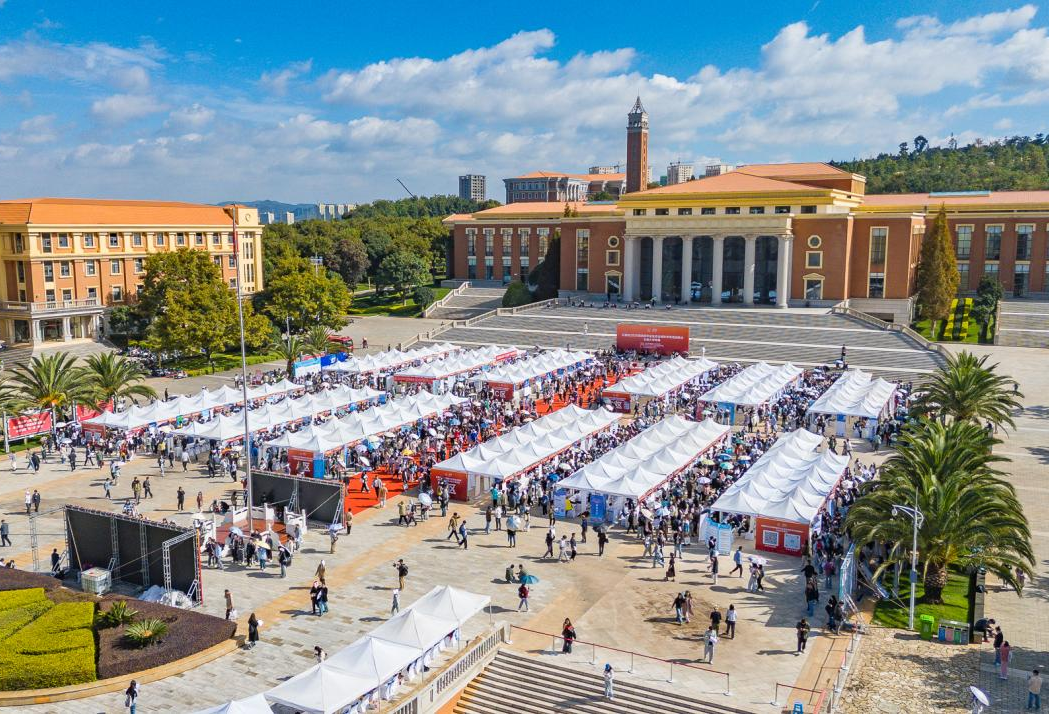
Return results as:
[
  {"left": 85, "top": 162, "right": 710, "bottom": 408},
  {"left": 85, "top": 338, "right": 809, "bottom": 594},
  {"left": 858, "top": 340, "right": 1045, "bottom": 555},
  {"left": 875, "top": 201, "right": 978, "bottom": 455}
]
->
[
  {"left": 898, "top": 5, "right": 1038, "bottom": 36},
  {"left": 164, "top": 103, "right": 215, "bottom": 130},
  {"left": 4, "top": 114, "right": 58, "bottom": 144},
  {"left": 260, "top": 60, "right": 312, "bottom": 95},
  {"left": 90, "top": 93, "right": 165, "bottom": 124},
  {"left": 0, "top": 38, "right": 161, "bottom": 87}
]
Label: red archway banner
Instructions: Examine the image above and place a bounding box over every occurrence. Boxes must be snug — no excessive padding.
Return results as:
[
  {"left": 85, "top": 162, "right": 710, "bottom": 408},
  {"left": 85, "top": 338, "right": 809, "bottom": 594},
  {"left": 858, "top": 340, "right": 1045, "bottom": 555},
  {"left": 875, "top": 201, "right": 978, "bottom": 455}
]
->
[{"left": 615, "top": 324, "right": 690, "bottom": 355}]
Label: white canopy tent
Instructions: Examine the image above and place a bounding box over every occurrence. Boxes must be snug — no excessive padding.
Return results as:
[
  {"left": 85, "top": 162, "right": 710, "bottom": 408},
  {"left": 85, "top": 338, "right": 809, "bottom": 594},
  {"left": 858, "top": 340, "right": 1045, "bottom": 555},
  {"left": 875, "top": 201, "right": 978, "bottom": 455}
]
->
[
  {"left": 322, "top": 342, "right": 461, "bottom": 375},
  {"left": 394, "top": 345, "right": 521, "bottom": 385},
  {"left": 558, "top": 415, "right": 729, "bottom": 501},
  {"left": 190, "top": 694, "right": 273, "bottom": 714},
  {"left": 264, "top": 662, "right": 380, "bottom": 714},
  {"left": 370, "top": 609, "right": 460, "bottom": 651},
  {"left": 710, "top": 429, "right": 850, "bottom": 525},
  {"left": 603, "top": 356, "right": 718, "bottom": 399},
  {"left": 409, "top": 585, "right": 490, "bottom": 627},
  {"left": 806, "top": 369, "right": 896, "bottom": 420},
  {"left": 482, "top": 349, "right": 594, "bottom": 389},
  {"left": 699, "top": 361, "right": 804, "bottom": 406}
]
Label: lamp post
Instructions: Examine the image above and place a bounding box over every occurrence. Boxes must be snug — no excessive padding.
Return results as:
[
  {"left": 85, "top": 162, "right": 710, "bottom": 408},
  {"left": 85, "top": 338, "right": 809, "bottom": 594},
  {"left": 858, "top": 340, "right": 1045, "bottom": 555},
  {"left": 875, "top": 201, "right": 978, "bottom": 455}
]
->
[
  {"left": 891, "top": 487, "right": 924, "bottom": 631},
  {"left": 224, "top": 205, "right": 254, "bottom": 531}
]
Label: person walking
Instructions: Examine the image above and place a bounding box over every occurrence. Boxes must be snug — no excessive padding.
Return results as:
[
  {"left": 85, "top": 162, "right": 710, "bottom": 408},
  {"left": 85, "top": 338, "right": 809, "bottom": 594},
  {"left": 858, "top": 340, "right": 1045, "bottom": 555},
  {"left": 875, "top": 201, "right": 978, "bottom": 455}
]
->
[
  {"left": 710, "top": 553, "right": 719, "bottom": 585},
  {"left": 0, "top": 520, "right": 10, "bottom": 547},
  {"left": 1027, "top": 669, "right": 1042, "bottom": 710},
  {"left": 806, "top": 581, "right": 820, "bottom": 617},
  {"left": 558, "top": 535, "right": 569, "bottom": 562},
  {"left": 597, "top": 528, "right": 608, "bottom": 557},
  {"left": 561, "top": 618, "right": 576, "bottom": 654},
  {"left": 317, "top": 580, "right": 329, "bottom": 616},
  {"left": 224, "top": 589, "right": 235, "bottom": 620},
  {"left": 1000, "top": 641, "right": 1012, "bottom": 680},
  {"left": 603, "top": 664, "right": 614, "bottom": 701},
  {"left": 181, "top": 449, "right": 190, "bottom": 472},
  {"left": 124, "top": 680, "right": 139, "bottom": 713},
  {"left": 24, "top": 490, "right": 31, "bottom": 515},
  {"left": 709, "top": 605, "right": 722, "bottom": 635},
  {"left": 665, "top": 552, "right": 676, "bottom": 581},
  {"left": 31, "top": 489, "right": 40, "bottom": 513},
  {"left": 518, "top": 582, "right": 530, "bottom": 612},
  {"left": 391, "top": 588, "right": 400, "bottom": 615},
  {"left": 196, "top": 491, "right": 204, "bottom": 511},
  {"left": 278, "top": 546, "right": 290, "bottom": 578},
  {"left": 730, "top": 546, "right": 744, "bottom": 577},
  {"left": 316, "top": 559, "right": 327, "bottom": 582},
  {"left": 673, "top": 592, "right": 686, "bottom": 624},
  {"left": 703, "top": 626, "right": 718, "bottom": 664},
  {"left": 447, "top": 513, "right": 461, "bottom": 544},
  {"left": 544, "top": 530, "right": 555, "bottom": 559},
  {"left": 459, "top": 520, "right": 469, "bottom": 549},
  {"left": 310, "top": 580, "right": 322, "bottom": 615},
  {"left": 247, "top": 613, "right": 260, "bottom": 647},
  {"left": 796, "top": 618, "right": 811, "bottom": 654},
  {"left": 395, "top": 559, "right": 408, "bottom": 591},
  {"left": 726, "top": 604, "right": 737, "bottom": 639},
  {"left": 142, "top": 476, "right": 153, "bottom": 499}
]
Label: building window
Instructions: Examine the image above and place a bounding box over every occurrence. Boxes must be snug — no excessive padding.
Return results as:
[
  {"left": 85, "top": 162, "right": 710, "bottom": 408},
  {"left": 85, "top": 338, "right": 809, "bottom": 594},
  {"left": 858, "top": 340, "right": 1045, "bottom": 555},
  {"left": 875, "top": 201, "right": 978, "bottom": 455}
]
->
[
  {"left": 576, "top": 268, "right": 589, "bottom": 291},
  {"left": 15, "top": 262, "right": 25, "bottom": 282},
  {"left": 655, "top": 208, "right": 669, "bottom": 216},
  {"left": 775, "top": 206, "right": 791, "bottom": 214},
  {"left": 466, "top": 230, "right": 476, "bottom": 257},
  {"left": 87, "top": 287, "right": 97, "bottom": 301},
  {"left": 176, "top": 233, "right": 186, "bottom": 246},
  {"left": 868, "top": 272, "right": 885, "bottom": 298},
  {"left": 45, "top": 289, "right": 55, "bottom": 303},
  {"left": 800, "top": 206, "right": 817, "bottom": 214},
  {"left": 132, "top": 233, "right": 144, "bottom": 247},
  {"left": 43, "top": 262, "right": 54, "bottom": 281},
  {"left": 807, "top": 235, "right": 822, "bottom": 249},
  {"left": 954, "top": 225, "right": 972, "bottom": 259},
  {"left": 155, "top": 232, "right": 166, "bottom": 246},
  {"left": 227, "top": 255, "right": 235, "bottom": 268},
  {"left": 83, "top": 233, "right": 95, "bottom": 248},
  {"left": 1015, "top": 262, "right": 1030, "bottom": 296},
  {"left": 212, "top": 233, "right": 221, "bottom": 246},
  {"left": 41, "top": 234, "right": 53, "bottom": 253},
  {"left": 1017, "top": 225, "right": 1033, "bottom": 261},
  {"left": 749, "top": 206, "right": 765, "bottom": 215},
  {"left": 111, "top": 285, "right": 123, "bottom": 303},
  {"left": 606, "top": 250, "right": 620, "bottom": 266},
  {"left": 633, "top": 209, "right": 646, "bottom": 216},
  {"left": 806, "top": 251, "right": 822, "bottom": 269},
  {"left": 957, "top": 262, "right": 969, "bottom": 291},
  {"left": 134, "top": 258, "right": 144, "bottom": 274},
  {"left": 62, "top": 289, "right": 72, "bottom": 302},
  {"left": 725, "top": 207, "right": 741, "bottom": 215},
  {"left": 60, "top": 261, "right": 71, "bottom": 278},
  {"left": 985, "top": 226, "right": 1002, "bottom": 261},
  {"left": 678, "top": 208, "right": 692, "bottom": 216},
  {"left": 804, "top": 278, "right": 823, "bottom": 300},
  {"left": 870, "top": 227, "right": 887, "bottom": 264},
  {"left": 519, "top": 229, "right": 530, "bottom": 257},
  {"left": 501, "top": 230, "right": 511, "bottom": 257},
  {"left": 467, "top": 257, "right": 477, "bottom": 280},
  {"left": 110, "top": 259, "right": 121, "bottom": 275},
  {"left": 539, "top": 236, "right": 548, "bottom": 258},
  {"left": 194, "top": 232, "right": 204, "bottom": 246},
  {"left": 85, "top": 260, "right": 96, "bottom": 276},
  {"left": 58, "top": 233, "right": 70, "bottom": 248},
  {"left": 984, "top": 262, "right": 1000, "bottom": 281},
  {"left": 484, "top": 230, "right": 494, "bottom": 257},
  {"left": 108, "top": 233, "right": 120, "bottom": 248},
  {"left": 485, "top": 259, "right": 494, "bottom": 281},
  {"left": 13, "top": 234, "right": 24, "bottom": 252},
  {"left": 701, "top": 207, "right": 715, "bottom": 215}
]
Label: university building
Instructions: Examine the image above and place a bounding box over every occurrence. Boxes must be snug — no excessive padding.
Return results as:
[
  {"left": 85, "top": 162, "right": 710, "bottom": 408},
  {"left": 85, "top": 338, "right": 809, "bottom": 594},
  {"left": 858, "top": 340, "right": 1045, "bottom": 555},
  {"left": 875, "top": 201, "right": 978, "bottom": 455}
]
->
[
  {"left": 0, "top": 199, "right": 264, "bottom": 344},
  {"left": 445, "top": 100, "right": 1049, "bottom": 323}
]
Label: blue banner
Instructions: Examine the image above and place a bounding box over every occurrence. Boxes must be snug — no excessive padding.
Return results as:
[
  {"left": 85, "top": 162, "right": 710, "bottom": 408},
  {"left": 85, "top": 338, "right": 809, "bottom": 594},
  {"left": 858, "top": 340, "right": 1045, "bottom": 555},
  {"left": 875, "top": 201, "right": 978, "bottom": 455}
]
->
[
  {"left": 553, "top": 488, "right": 567, "bottom": 518},
  {"left": 588, "top": 493, "right": 607, "bottom": 522}
]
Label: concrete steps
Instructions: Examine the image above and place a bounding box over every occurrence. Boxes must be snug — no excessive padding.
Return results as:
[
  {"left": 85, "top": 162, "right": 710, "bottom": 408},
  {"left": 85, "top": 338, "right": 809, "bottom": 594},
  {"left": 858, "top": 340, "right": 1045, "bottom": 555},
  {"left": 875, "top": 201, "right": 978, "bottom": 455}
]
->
[
  {"left": 998, "top": 299, "right": 1049, "bottom": 347},
  {"left": 453, "top": 650, "right": 748, "bottom": 714}
]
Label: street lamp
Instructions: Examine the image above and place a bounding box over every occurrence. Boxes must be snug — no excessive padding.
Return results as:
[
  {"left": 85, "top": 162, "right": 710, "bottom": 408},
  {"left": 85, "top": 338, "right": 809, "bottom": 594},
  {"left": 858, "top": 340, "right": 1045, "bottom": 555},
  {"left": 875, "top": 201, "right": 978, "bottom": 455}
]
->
[
  {"left": 224, "top": 205, "right": 254, "bottom": 531},
  {"left": 891, "top": 487, "right": 924, "bottom": 631}
]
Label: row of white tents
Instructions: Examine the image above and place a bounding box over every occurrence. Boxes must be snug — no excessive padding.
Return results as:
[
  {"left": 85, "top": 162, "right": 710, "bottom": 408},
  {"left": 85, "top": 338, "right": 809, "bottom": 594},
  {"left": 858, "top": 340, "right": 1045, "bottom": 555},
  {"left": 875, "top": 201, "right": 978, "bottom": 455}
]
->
[
  {"left": 603, "top": 356, "right": 718, "bottom": 399},
  {"left": 322, "top": 343, "right": 461, "bottom": 375},
  {"left": 711, "top": 428, "right": 850, "bottom": 525},
  {"left": 558, "top": 415, "right": 729, "bottom": 501},
  {"left": 157, "top": 385, "right": 384, "bottom": 444},
  {"left": 84, "top": 379, "right": 305, "bottom": 432},
  {"left": 393, "top": 345, "right": 522, "bottom": 384},
  {"left": 807, "top": 369, "right": 897, "bottom": 420},
  {"left": 482, "top": 349, "right": 594, "bottom": 389},
  {"left": 699, "top": 361, "right": 804, "bottom": 407},
  {"left": 193, "top": 586, "right": 490, "bottom": 714},
  {"left": 263, "top": 391, "right": 467, "bottom": 455},
  {"left": 433, "top": 404, "right": 620, "bottom": 481}
]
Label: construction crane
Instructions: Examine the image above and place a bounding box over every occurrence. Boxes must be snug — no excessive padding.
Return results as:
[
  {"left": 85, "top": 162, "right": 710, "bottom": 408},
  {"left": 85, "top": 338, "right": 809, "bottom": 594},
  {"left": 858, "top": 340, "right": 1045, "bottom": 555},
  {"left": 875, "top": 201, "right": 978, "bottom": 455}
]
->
[{"left": 396, "top": 179, "right": 417, "bottom": 199}]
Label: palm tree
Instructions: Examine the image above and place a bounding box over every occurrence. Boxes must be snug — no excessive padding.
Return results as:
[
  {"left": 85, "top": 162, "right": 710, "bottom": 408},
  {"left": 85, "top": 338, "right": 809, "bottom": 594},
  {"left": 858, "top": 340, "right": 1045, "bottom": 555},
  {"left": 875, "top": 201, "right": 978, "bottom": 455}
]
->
[
  {"left": 271, "top": 334, "right": 305, "bottom": 377},
  {"left": 1, "top": 352, "right": 92, "bottom": 422},
  {"left": 912, "top": 350, "right": 1022, "bottom": 429},
  {"left": 846, "top": 419, "right": 1034, "bottom": 603},
  {"left": 81, "top": 353, "right": 157, "bottom": 406},
  {"left": 304, "top": 325, "right": 333, "bottom": 356}
]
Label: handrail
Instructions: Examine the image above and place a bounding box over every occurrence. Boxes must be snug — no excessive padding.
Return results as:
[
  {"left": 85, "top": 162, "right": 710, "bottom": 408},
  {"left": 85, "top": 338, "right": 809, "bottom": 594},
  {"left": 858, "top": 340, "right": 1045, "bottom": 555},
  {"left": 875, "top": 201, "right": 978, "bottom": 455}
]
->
[
  {"left": 830, "top": 304, "right": 950, "bottom": 357},
  {"left": 510, "top": 625, "right": 732, "bottom": 696},
  {"left": 772, "top": 681, "right": 827, "bottom": 710},
  {"left": 422, "top": 281, "right": 470, "bottom": 317}
]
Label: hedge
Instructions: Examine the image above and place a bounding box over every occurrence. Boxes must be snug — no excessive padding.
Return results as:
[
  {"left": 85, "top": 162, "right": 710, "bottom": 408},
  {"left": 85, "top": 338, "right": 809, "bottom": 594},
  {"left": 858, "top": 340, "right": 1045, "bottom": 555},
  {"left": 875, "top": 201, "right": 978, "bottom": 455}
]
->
[
  {"left": 0, "top": 591, "right": 97, "bottom": 690},
  {"left": 0, "top": 588, "right": 48, "bottom": 611}
]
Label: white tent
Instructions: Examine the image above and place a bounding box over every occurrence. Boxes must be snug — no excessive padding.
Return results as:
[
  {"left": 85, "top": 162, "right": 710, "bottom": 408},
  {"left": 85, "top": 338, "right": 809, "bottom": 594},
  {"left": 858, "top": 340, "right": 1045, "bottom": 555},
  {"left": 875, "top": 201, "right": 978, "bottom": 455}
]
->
[
  {"left": 264, "top": 662, "right": 379, "bottom": 714},
  {"left": 324, "top": 343, "right": 461, "bottom": 375},
  {"left": 409, "top": 585, "right": 490, "bottom": 626},
  {"left": 699, "top": 362, "right": 804, "bottom": 406},
  {"left": 324, "top": 637, "right": 424, "bottom": 685},
  {"left": 394, "top": 345, "right": 521, "bottom": 383},
  {"left": 483, "top": 349, "right": 593, "bottom": 387},
  {"left": 710, "top": 429, "right": 850, "bottom": 524},
  {"left": 191, "top": 693, "right": 273, "bottom": 714},
  {"left": 370, "top": 610, "right": 460, "bottom": 650},
  {"left": 558, "top": 415, "right": 728, "bottom": 499},
  {"left": 806, "top": 369, "right": 896, "bottom": 419},
  {"left": 603, "top": 356, "right": 718, "bottom": 399}
]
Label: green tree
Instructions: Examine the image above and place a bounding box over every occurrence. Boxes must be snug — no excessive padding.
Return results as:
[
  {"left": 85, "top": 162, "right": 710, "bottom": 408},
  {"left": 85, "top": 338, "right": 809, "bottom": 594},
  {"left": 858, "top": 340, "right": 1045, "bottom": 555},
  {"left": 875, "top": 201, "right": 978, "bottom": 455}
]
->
[
  {"left": 911, "top": 350, "right": 1022, "bottom": 429},
  {"left": 262, "top": 256, "right": 350, "bottom": 332},
  {"left": 412, "top": 285, "right": 436, "bottom": 308},
  {"left": 81, "top": 353, "right": 157, "bottom": 406},
  {"left": 1, "top": 353, "right": 90, "bottom": 423},
  {"left": 304, "top": 325, "right": 333, "bottom": 356},
  {"left": 846, "top": 419, "right": 1034, "bottom": 602},
  {"left": 502, "top": 280, "right": 532, "bottom": 307},
  {"left": 377, "top": 251, "right": 432, "bottom": 303},
  {"left": 915, "top": 206, "right": 959, "bottom": 334},
  {"left": 971, "top": 276, "right": 1004, "bottom": 340},
  {"left": 271, "top": 334, "right": 304, "bottom": 377},
  {"left": 528, "top": 232, "right": 561, "bottom": 300},
  {"left": 136, "top": 248, "right": 227, "bottom": 323},
  {"left": 325, "top": 234, "right": 369, "bottom": 290},
  {"left": 361, "top": 227, "right": 394, "bottom": 274}
]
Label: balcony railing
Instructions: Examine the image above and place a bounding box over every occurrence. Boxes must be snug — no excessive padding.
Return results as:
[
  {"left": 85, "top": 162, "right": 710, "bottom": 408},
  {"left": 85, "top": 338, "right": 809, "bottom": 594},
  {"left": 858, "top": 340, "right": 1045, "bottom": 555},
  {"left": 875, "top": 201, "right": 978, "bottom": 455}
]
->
[{"left": 0, "top": 298, "right": 102, "bottom": 314}]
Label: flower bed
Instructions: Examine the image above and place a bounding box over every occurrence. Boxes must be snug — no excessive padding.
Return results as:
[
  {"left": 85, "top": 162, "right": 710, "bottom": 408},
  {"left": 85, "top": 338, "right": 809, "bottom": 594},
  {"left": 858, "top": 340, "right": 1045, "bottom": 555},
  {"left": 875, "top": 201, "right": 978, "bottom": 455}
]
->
[
  {"left": 0, "top": 569, "right": 236, "bottom": 689},
  {"left": 0, "top": 588, "right": 96, "bottom": 690}
]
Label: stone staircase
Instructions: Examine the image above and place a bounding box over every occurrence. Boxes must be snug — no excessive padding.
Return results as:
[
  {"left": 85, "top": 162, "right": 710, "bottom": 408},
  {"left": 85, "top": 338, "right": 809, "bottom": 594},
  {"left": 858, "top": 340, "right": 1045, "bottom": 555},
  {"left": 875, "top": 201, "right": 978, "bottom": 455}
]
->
[
  {"left": 454, "top": 650, "right": 748, "bottom": 714},
  {"left": 428, "top": 287, "right": 506, "bottom": 321},
  {"left": 0, "top": 340, "right": 113, "bottom": 372},
  {"left": 997, "top": 299, "right": 1049, "bottom": 348}
]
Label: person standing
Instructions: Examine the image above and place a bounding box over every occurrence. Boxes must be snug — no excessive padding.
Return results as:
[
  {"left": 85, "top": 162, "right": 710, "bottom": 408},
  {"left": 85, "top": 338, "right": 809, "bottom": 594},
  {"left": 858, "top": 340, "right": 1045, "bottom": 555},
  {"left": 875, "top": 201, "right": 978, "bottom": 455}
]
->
[
  {"left": 725, "top": 604, "right": 737, "bottom": 639},
  {"left": 710, "top": 553, "right": 719, "bottom": 585},
  {"left": 796, "top": 618, "right": 811, "bottom": 654},
  {"left": 309, "top": 580, "right": 321, "bottom": 615},
  {"left": 317, "top": 580, "right": 329, "bottom": 616},
  {"left": 247, "top": 613, "right": 260, "bottom": 647},
  {"left": 224, "top": 589, "right": 235, "bottom": 620},
  {"left": 391, "top": 588, "right": 400, "bottom": 615},
  {"left": 603, "top": 664, "right": 614, "bottom": 701},
  {"left": 50, "top": 548, "right": 61, "bottom": 574},
  {"left": 709, "top": 605, "right": 722, "bottom": 635},
  {"left": 673, "top": 592, "right": 686, "bottom": 624},
  {"left": 0, "top": 520, "right": 10, "bottom": 547},
  {"left": 561, "top": 618, "right": 576, "bottom": 653},
  {"left": 24, "top": 490, "right": 32, "bottom": 515},
  {"left": 31, "top": 489, "right": 40, "bottom": 513},
  {"left": 176, "top": 487, "right": 185, "bottom": 511},
  {"left": 597, "top": 528, "right": 608, "bottom": 557},
  {"left": 518, "top": 583, "right": 530, "bottom": 612},
  {"left": 1000, "top": 641, "right": 1012, "bottom": 680},
  {"left": 395, "top": 559, "right": 408, "bottom": 591},
  {"left": 196, "top": 491, "right": 204, "bottom": 511},
  {"left": 181, "top": 449, "right": 190, "bottom": 472},
  {"left": 703, "top": 626, "right": 718, "bottom": 664},
  {"left": 1027, "top": 668, "right": 1042, "bottom": 710},
  {"left": 124, "top": 680, "right": 139, "bottom": 714},
  {"left": 278, "top": 546, "right": 290, "bottom": 578},
  {"left": 994, "top": 626, "right": 1005, "bottom": 666},
  {"left": 543, "top": 529, "right": 555, "bottom": 559}
]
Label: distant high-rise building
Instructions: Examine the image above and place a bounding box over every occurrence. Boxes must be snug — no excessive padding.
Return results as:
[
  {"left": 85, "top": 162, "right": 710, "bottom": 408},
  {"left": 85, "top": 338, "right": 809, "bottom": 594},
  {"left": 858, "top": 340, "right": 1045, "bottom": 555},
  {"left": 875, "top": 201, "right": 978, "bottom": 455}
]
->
[
  {"left": 705, "top": 164, "right": 735, "bottom": 177},
  {"left": 459, "top": 175, "right": 487, "bottom": 202},
  {"left": 667, "top": 162, "right": 694, "bottom": 185},
  {"left": 625, "top": 97, "right": 649, "bottom": 194},
  {"left": 659, "top": 175, "right": 668, "bottom": 186},
  {"left": 588, "top": 165, "right": 619, "bottom": 175},
  {"left": 260, "top": 211, "right": 276, "bottom": 225}
]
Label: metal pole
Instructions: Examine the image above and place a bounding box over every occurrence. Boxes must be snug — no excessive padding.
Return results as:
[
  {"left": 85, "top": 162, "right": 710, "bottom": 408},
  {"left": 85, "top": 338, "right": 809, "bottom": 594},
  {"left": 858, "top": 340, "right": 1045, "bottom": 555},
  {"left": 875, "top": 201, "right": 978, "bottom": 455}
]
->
[
  {"left": 2, "top": 409, "right": 8, "bottom": 454},
  {"left": 909, "top": 486, "right": 918, "bottom": 631},
  {"left": 229, "top": 206, "right": 254, "bottom": 533}
]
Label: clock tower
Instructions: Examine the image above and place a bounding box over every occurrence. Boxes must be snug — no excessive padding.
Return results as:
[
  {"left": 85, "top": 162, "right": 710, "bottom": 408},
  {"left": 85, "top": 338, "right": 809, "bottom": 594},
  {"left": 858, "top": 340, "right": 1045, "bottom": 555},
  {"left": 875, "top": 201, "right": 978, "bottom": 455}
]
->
[{"left": 626, "top": 96, "right": 649, "bottom": 194}]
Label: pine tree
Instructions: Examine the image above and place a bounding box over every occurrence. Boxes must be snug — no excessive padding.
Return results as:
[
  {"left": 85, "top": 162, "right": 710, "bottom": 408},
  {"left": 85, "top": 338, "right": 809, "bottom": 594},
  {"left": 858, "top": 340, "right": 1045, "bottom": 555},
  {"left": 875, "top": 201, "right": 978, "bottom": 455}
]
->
[{"left": 916, "top": 206, "right": 959, "bottom": 335}]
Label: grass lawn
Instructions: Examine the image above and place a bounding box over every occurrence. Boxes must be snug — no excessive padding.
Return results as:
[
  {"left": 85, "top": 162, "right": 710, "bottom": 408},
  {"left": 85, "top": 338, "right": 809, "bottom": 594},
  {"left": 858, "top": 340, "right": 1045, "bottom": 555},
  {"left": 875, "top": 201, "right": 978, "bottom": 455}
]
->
[
  {"left": 347, "top": 286, "right": 451, "bottom": 317},
  {"left": 911, "top": 317, "right": 994, "bottom": 344},
  {"left": 170, "top": 351, "right": 281, "bottom": 376},
  {"left": 872, "top": 570, "right": 971, "bottom": 630}
]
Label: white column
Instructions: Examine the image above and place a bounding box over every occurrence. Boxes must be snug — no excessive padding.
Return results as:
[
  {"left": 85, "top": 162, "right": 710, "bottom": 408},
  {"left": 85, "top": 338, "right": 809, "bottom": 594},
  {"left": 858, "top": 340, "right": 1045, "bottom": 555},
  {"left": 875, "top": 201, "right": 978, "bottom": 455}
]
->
[
  {"left": 776, "top": 235, "right": 791, "bottom": 308},
  {"left": 62, "top": 317, "right": 72, "bottom": 341},
  {"left": 622, "top": 237, "right": 636, "bottom": 302},
  {"left": 743, "top": 235, "right": 757, "bottom": 306},
  {"left": 651, "top": 236, "right": 664, "bottom": 302},
  {"left": 680, "top": 236, "right": 694, "bottom": 304},
  {"left": 711, "top": 236, "right": 725, "bottom": 305},
  {"left": 31, "top": 319, "right": 42, "bottom": 344}
]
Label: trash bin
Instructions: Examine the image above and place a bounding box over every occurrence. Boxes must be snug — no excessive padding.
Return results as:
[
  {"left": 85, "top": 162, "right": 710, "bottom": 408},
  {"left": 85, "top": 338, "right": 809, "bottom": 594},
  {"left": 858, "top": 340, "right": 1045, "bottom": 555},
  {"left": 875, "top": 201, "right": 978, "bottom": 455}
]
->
[{"left": 919, "top": 614, "right": 935, "bottom": 640}]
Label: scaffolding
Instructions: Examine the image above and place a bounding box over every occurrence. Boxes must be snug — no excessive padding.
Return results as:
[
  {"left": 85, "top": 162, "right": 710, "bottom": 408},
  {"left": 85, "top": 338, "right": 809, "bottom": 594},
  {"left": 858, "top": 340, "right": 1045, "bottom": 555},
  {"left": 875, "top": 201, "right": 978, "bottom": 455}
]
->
[{"left": 28, "top": 506, "right": 68, "bottom": 574}]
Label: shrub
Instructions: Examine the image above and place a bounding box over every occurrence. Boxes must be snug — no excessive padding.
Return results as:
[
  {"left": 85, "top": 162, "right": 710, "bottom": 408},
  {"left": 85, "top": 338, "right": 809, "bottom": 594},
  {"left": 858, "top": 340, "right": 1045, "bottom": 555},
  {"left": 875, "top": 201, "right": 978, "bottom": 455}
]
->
[
  {"left": 502, "top": 280, "right": 533, "bottom": 308},
  {"left": 413, "top": 285, "right": 436, "bottom": 308},
  {"left": 0, "top": 588, "right": 48, "bottom": 611},
  {"left": 125, "top": 618, "right": 169, "bottom": 647},
  {"left": 98, "top": 600, "right": 138, "bottom": 629},
  {"left": 0, "top": 600, "right": 96, "bottom": 690}
]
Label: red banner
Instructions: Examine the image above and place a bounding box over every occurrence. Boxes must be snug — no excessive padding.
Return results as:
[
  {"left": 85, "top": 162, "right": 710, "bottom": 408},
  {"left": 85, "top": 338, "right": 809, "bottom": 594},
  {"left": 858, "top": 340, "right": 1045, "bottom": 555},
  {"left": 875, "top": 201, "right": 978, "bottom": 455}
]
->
[
  {"left": 288, "top": 448, "right": 315, "bottom": 478},
  {"left": 602, "top": 392, "right": 633, "bottom": 413},
  {"left": 75, "top": 402, "right": 112, "bottom": 422},
  {"left": 489, "top": 382, "right": 515, "bottom": 400},
  {"left": 7, "top": 411, "right": 53, "bottom": 439},
  {"left": 755, "top": 517, "right": 809, "bottom": 556},
  {"left": 615, "top": 324, "right": 690, "bottom": 355},
  {"left": 431, "top": 468, "right": 470, "bottom": 502}
]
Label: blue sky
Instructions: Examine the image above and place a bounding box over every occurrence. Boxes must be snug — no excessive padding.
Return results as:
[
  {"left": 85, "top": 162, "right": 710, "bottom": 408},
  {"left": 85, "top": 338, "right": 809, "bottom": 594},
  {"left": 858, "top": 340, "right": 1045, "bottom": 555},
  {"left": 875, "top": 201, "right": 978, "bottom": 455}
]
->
[{"left": 1, "top": 0, "right": 1048, "bottom": 203}]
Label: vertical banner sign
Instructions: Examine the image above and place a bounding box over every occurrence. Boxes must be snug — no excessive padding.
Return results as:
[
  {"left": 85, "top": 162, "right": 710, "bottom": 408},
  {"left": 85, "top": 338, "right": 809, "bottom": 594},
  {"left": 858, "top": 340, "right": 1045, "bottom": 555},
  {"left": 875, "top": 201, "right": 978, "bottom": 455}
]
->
[
  {"left": 588, "top": 493, "right": 607, "bottom": 522},
  {"left": 553, "top": 488, "right": 568, "bottom": 518},
  {"left": 615, "top": 324, "right": 690, "bottom": 355}
]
